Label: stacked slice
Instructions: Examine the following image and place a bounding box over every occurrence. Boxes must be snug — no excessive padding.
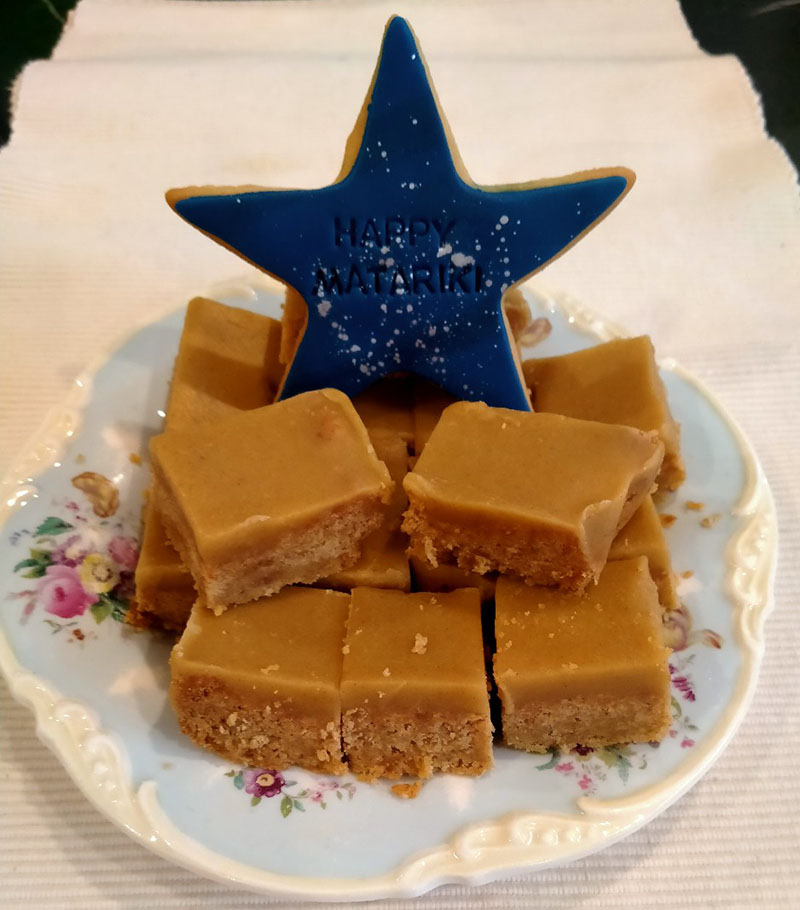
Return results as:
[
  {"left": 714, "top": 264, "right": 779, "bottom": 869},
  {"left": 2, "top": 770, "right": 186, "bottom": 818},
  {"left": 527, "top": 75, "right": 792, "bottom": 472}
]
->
[{"left": 135, "top": 298, "right": 685, "bottom": 779}]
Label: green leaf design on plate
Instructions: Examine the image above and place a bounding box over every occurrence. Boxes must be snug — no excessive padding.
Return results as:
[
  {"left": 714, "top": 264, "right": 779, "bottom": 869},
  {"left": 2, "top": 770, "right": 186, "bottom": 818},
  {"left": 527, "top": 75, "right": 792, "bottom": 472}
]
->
[
  {"left": 250, "top": 796, "right": 261, "bottom": 807},
  {"left": 536, "top": 748, "right": 560, "bottom": 770},
  {"left": 616, "top": 753, "right": 632, "bottom": 784},
  {"left": 292, "top": 799, "right": 305, "bottom": 812},
  {"left": 595, "top": 748, "right": 615, "bottom": 768},
  {"left": 33, "top": 517, "right": 74, "bottom": 537},
  {"left": 336, "top": 790, "right": 343, "bottom": 800},
  {"left": 280, "top": 795, "right": 292, "bottom": 818},
  {"left": 15, "top": 548, "right": 53, "bottom": 578},
  {"left": 233, "top": 771, "right": 244, "bottom": 790},
  {"left": 670, "top": 696, "right": 682, "bottom": 718},
  {"left": 106, "top": 594, "right": 129, "bottom": 622},
  {"left": 224, "top": 770, "right": 236, "bottom": 778},
  {"left": 90, "top": 599, "right": 112, "bottom": 624}
]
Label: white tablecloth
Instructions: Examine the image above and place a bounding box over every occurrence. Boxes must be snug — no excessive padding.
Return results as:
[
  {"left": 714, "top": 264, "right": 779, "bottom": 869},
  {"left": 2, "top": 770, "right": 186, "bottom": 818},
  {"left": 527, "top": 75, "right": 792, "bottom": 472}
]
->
[{"left": 1, "top": 1, "right": 799, "bottom": 906}]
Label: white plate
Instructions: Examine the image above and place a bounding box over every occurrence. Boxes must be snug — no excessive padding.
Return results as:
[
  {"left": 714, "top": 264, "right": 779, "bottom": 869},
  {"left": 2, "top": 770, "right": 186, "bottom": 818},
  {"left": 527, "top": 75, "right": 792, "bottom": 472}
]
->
[{"left": 0, "top": 282, "right": 776, "bottom": 901}]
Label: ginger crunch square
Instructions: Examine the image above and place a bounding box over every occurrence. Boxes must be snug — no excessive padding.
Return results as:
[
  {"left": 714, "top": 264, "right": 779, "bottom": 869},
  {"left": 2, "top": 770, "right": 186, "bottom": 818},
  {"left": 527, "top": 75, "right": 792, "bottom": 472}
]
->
[
  {"left": 403, "top": 403, "right": 663, "bottom": 591},
  {"left": 341, "top": 587, "right": 492, "bottom": 779},
  {"left": 150, "top": 389, "right": 393, "bottom": 611},
  {"left": 494, "top": 557, "right": 671, "bottom": 753}
]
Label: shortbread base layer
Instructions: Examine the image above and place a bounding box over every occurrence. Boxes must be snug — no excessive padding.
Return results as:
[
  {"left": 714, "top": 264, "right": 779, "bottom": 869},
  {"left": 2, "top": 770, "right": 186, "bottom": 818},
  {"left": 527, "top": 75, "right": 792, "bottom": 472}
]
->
[
  {"left": 155, "top": 468, "right": 387, "bottom": 612},
  {"left": 502, "top": 692, "right": 671, "bottom": 754},
  {"left": 342, "top": 709, "right": 493, "bottom": 780},
  {"left": 126, "top": 582, "right": 194, "bottom": 633},
  {"left": 403, "top": 503, "right": 597, "bottom": 592},
  {"left": 171, "top": 674, "right": 345, "bottom": 775},
  {"left": 657, "top": 450, "right": 687, "bottom": 494}
]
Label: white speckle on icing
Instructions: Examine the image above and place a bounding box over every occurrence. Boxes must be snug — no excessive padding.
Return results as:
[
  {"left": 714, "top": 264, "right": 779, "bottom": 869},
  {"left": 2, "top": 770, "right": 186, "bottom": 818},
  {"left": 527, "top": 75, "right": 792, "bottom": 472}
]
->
[
  {"left": 350, "top": 344, "right": 361, "bottom": 353},
  {"left": 450, "top": 252, "right": 474, "bottom": 267},
  {"left": 485, "top": 279, "right": 493, "bottom": 287},
  {"left": 412, "top": 118, "right": 418, "bottom": 125},
  {"left": 436, "top": 243, "right": 452, "bottom": 258},
  {"left": 317, "top": 300, "right": 331, "bottom": 316},
  {"left": 381, "top": 150, "right": 387, "bottom": 158},
  {"left": 500, "top": 215, "right": 509, "bottom": 225}
]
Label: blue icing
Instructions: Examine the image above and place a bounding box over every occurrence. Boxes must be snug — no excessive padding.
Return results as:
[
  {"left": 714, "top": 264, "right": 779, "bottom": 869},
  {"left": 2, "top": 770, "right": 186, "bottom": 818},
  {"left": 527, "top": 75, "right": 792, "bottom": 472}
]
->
[{"left": 171, "top": 17, "right": 632, "bottom": 410}]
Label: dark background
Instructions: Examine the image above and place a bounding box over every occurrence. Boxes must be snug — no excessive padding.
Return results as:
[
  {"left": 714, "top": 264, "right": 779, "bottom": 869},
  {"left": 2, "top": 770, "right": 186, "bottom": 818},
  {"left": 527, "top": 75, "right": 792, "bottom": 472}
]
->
[{"left": 1, "top": 0, "right": 799, "bottom": 168}]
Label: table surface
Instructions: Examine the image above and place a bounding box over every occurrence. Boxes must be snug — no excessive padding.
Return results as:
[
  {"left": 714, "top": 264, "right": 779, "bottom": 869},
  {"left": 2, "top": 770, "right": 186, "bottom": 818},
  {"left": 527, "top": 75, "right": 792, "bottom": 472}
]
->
[{"left": 3, "top": 0, "right": 799, "bottom": 168}]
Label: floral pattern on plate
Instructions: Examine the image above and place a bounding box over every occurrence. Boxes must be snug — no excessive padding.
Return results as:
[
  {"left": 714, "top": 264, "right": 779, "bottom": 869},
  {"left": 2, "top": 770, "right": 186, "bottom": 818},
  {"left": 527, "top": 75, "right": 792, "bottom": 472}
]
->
[
  {"left": 226, "top": 769, "right": 357, "bottom": 815},
  {"left": 8, "top": 489, "right": 138, "bottom": 629}
]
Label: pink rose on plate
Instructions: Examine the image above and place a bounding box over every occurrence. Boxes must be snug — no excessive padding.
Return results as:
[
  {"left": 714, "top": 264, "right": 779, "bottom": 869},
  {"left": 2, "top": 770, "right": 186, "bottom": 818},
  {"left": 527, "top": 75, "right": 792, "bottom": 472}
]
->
[
  {"left": 108, "top": 536, "right": 139, "bottom": 571},
  {"left": 37, "top": 565, "right": 94, "bottom": 619}
]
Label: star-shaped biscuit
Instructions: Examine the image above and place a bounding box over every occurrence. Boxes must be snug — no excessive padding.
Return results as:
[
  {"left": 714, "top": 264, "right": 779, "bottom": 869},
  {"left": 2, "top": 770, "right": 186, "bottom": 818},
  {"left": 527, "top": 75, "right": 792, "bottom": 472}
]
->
[{"left": 167, "top": 17, "right": 633, "bottom": 410}]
